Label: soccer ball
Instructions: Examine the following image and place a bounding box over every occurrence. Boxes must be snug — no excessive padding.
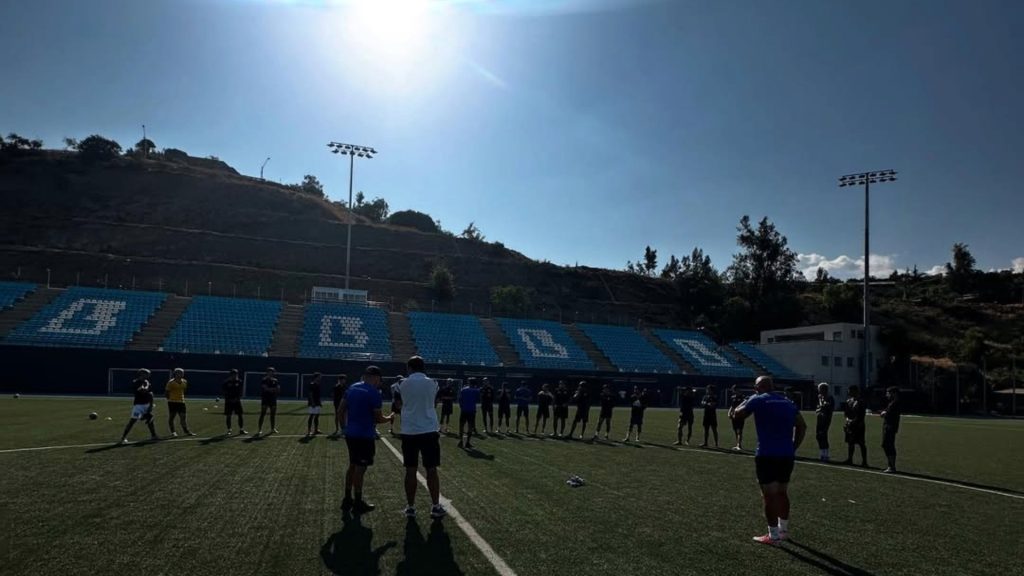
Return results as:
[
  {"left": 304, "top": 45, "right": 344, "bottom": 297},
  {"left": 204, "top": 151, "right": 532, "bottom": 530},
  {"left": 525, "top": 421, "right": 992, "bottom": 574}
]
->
[
  {"left": 89, "top": 412, "right": 98, "bottom": 420},
  {"left": 13, "top": 393, "right": 19, "bottom": 399},
  {"left": 203, "top": 407, "right": 208, "bottom": 411},
  {"left": 215, "top": 397, "right": 221, "bottom": 403}
]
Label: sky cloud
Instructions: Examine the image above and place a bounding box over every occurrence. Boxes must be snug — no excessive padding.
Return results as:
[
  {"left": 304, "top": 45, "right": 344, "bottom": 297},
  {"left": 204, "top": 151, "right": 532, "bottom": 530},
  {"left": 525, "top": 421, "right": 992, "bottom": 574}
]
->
[
  {"left": 1013, "top": 258, "right": 1024, "bottom": 273},
  {"left": 797, "top": 253, "right": 898, "bottom": 280},
  {"left": 925, "top": 265, "right": 946, "bottom": 276}
]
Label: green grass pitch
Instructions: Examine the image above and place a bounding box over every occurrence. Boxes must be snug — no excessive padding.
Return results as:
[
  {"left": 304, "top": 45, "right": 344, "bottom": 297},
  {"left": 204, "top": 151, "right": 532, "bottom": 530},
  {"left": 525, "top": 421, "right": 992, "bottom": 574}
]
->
[{"left": 1, "top": 396, "right": 1022, "bottom": 575}]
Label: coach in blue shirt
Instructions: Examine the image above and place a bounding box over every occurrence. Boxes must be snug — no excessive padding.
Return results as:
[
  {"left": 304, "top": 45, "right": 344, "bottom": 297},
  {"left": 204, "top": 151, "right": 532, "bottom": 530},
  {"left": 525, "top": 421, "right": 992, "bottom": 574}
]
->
[
  {"left": 732, "top": 375, "right": 807, "bottom": 545},
  {"left": 338, "top": 365, "right": 393, "bottom": 514}
]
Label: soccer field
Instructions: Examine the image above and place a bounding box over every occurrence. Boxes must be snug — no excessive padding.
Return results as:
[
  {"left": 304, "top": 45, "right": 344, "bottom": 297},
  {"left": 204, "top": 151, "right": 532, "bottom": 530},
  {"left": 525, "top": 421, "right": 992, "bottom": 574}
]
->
[{"left": 2, "top": 397, "right": 1022, "bottom": 576}]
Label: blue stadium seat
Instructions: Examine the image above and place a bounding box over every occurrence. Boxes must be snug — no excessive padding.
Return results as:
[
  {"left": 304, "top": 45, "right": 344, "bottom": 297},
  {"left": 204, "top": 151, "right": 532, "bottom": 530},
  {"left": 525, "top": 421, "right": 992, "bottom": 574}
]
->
[
  {"left": 729, "top": 341, "right": 805, "bottom": 380},
  {"left": 5, "top": 287, "right": 166, "bottom": 350},
  {"left": 163, "top": 296, "right": 282, "bottom": 356},
  {"left": 653, "top": 329, "right": 753, "bottom": 378},
  {"left": 497, "top": 318, "right": 595, "bottom": 371},
  {"left": 298, "top": 303, "right": 391, "bottom": 361},
  {"left": 408, "top": 312, "right": 499, "bottom": 366},
  {"left": 0, "top": 281, "right": 35, "bottom": 310},
  {"left": 578, "top": 323, "right": 678, "bottom": 373}
]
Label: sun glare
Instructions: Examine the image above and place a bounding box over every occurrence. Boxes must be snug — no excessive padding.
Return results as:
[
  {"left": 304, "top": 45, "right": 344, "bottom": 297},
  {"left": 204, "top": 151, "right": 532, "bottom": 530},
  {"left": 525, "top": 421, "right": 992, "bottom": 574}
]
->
[{"left": 345, "top": 0, "right": 434, "bottom": 64}]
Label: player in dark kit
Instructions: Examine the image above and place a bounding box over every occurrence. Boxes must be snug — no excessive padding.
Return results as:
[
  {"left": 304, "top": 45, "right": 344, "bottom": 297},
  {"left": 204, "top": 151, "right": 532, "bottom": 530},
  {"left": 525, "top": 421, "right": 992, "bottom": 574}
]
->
[
  {"left": 514, "top": 382, "right": 532, "bottom": 434},
  {"left": 458, "top": 379, "right": 481, "bottom": 449},
  {"left": 120, "top": 369, "right": 160, "bottom": 444},
  {"left": 534, "top": 383, "right": 554, "bottom": 435},
  {"left": 438, "top": 379, "right": 456, "bottom": 434},
  {"left": 568, "top": 381, "right": 591, "bottom": 439},
  {"left": 674, "top": 386, "right": 695, "bottom": 445},
  {"left": 480, "top": 379, "right": 495, "bottom": 434},
  {"left": 497, "top": 383, "right": 512, "bottom": 434},
  {"left": 728, "top": 385, "right": 747, "bottom": 451},
  {"left": 700, "top": 385, "right": 719, "bottom": 448},
  {"left": 879, "top": 387, "right": 902, "bottom": 473},
  {"left": 593, "top": 383, "right": 615, "bottom": 440},
  {"left": 257, "top": 368, "right": 280, "bottom": 436},
  {"left": 332, "top": 374, "right": 348, "bottom": 437},
  {"left": 222, "top": 369, "right": 246, "bottom": 435},
  {"left": 815, "top": 382, "right": 835, "bottom": 462},
  {"left": 553, "top": 381, "right": 571, "bottom": 437},
  {"left": 842, "top": 385, "right": 868, "bottom": 467},
  {"left": 306, "top": 372, "right": 323, "bottom": 437},
  {"left": 623, "top": 386, "right": 647, "bottom": 443}
]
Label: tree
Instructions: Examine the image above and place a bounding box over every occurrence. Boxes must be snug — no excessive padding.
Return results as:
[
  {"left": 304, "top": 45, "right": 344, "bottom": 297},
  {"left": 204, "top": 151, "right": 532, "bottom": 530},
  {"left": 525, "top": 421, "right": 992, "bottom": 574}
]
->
[
  {"left": 386, "top": 210, "right": 440, "bottom": 233},
  {"left": 350, "top": 192, "right": 389, "bottom": 223},
  {"left": 815, "top": 267, "right": 831, "bottom": 283},
  {"left": 822, "top": 283, "right": 861, "bottom": 322},
  {"left": 76, "top": 134, "right": 122, "bottom": 162},
  {"left": 0, "top": 132, "right": 42, "bottom": 153},
  {"left": 62, "top": 137, "right": 78, "bottom": 151},
  {"left": 134, "top": 138, "right": 156, "bottom": 157},
  {"left": 299, "top": 174, "right": 324, "bottom": 197},
  {"left": 727, "top": 215, "right": 799, "bottom": 299},
  {"left": 430, "top": 261, "right": 456, "bottom": 301},
  {"left": 642, "top": 246, "right": 658, "bottom": 277},
  {"left": 945, "top": 242, "right": 977, "bottom": 293},
  {"left": 957, "top": 327, "right": 987, "bottom": 366},
  {"left": 660, "top": 254, "right": 681, "bottom": 279},
  {"left": 491, "top": 285, "right": 532, "bottom": 317},
  {"left": 674, "top": 247, "right": 724, "bottom": 324},
  {"left": 461, "top": 222, "right": 485, "bottom": 242}
]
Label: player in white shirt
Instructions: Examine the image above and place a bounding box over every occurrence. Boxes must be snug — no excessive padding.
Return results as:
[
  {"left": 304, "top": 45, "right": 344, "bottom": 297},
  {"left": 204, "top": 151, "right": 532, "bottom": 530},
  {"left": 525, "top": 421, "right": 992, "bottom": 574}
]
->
[{"left": 398, "top": 357, "right": 446, "bottom": 520}]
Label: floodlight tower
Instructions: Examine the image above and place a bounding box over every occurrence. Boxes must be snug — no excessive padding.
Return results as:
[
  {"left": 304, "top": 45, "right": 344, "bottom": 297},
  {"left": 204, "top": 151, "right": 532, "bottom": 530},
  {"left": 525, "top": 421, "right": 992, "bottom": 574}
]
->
[
  {"left": 838, "top": 169, "right": 898, "bottom": 393},
  {"left": 327, "top": 142, "right": 377, "bottom": 290}
]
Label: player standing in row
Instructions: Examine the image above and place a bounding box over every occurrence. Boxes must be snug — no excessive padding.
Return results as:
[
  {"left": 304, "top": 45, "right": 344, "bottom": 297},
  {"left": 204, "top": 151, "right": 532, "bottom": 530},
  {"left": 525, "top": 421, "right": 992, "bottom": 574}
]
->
[
  {"left": 306, "top": 372, "right": 323, "bottom": 437},
  {"left": 457, "top": 378, "right": 480, "bottom": 449},
  {"left": 514, "top": 382, "right": 532, "bottom": 434},
  {"left": 398, "top": 356, "right": 446, "bottom": 519},
  {"left": 257, "top": 367, "right": 280, "bottom": 436},
  {"left": 332, "top": 374, "right": 348, "bottom": 437},
  {"left": 497, "top": 383, "right": 512, "bottom": 433},
  {"left": 815, "top": 382, "right": 835, "bottom": 462},
  {"left": 732, "top": 375, "right": 807, "bottom": 545},
  {"left": 438, "top": 379, "right": 456, "bottom": 434},
  {"left": 592, "top": 383, "right": 615, "bottom": 441},
  {"left": 553, "top": 381, "right": 571, "bottom": 437},
  {"left": 674, "top": 386, "right": 695, "bottom": 446},
  {"left": 480, "top": 379, "right": 495, "bottom": 434},
  {"left": 339, "top": 366, "right": 393, "bottom": 514},
  {"left": 534, "top": 383, "right": 554, "bottom": 435},
  {"left": 623, "top": 386, "right": 647, "bottom": 443},
  {"left": 120, "top": 368, "right": 159, "bottom": 444},
  {"left": 568, "top": 381, "right": 591, "bottom": 439},
  {"left": 842, "top": 385, "right": 868, "bottom": 467},
  {"left": 728, "top": 385, "right": 746, "bottom": 451},
  {"left": 879, "top": 387, "right": 901, "bottom": 473},
  {"left": 389, "top": 378, "right": 403, "bottom": 436},
  {"left": 223, "top": 369, "right": 246, "bottom": 435},
  {"left": 166, "top": 368, "right": 195, "bottom": 437},
  {"left": 700, "top": 384, "right": 719, "bottom": 448}
]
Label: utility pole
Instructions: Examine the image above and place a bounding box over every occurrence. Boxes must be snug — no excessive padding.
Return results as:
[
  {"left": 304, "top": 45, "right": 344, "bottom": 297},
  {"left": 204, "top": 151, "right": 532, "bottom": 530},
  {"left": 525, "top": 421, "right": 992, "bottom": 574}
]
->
[{"left": 260, "top": 157, "right": 270, "bottom": 180}]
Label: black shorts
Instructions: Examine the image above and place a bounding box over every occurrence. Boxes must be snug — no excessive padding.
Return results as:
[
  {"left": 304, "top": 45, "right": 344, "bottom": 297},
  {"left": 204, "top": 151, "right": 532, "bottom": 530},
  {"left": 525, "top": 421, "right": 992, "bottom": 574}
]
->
[
  {"left": 402, "top": 432, "right": 441, "bottom": 469},
  {"left": 441, "top": 401, "right": 453, "bottom": 416},
  {"left": 168, "top": 401, "right": 187, "bottom": 415},
  {"left": 224, "top": 401, "right": 243, "bottom": 416},
  {"left": 599, "top": 408, "right": 613, "bottom": 420},
  {"left": 345, "top": 436, "right": 376, "bottom": 467},
  {"left": 261, "top": 398, "right": 278, "bottom": 408},
  {"left": 703, "top": 411, "right": 718, "bottom": 428},
  {"left": 678, "top": 411, "right": 694, "bottom": 425},
  {"left": 538, "top": 405, "right": 551, "bottom": 419},
  {"left": 573, "top": 408, "right": 590, "bottom": 423},
  {"left": 630, "top": 412, "right": 644, "bottom": 426},
  {"left": 481, "top": 403, "right": 494, "bottom": 415},
  {"left": 755, "top": 456, "right": 795, "bottom": 485},
  {"left": 498, "top": 405, "right": 511, "bottom": 418},
  {"left": 517, "top": 405, "right": 529, "bottom": 418},
  {"left": 460, "top": 411, "right": 476, "bottom": 427},
  {"left": 844, "top": 424, "right": 865, "bottom": 444},
  {"left": 731, "top": 417, "right": 745, "bottom": 432},
  {"left": 555, "top": 406, "right": 569, "bottom": 419}
]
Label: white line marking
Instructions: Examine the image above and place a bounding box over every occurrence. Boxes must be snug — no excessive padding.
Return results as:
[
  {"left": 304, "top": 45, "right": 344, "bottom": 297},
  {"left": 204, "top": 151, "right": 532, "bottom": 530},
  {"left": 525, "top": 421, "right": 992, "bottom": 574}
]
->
[
  {"left": 379, "top": 436, "right": 518, "bottom": 576},
  {"left": 0, "top": 433, "right": 308, "bottom": 454}
]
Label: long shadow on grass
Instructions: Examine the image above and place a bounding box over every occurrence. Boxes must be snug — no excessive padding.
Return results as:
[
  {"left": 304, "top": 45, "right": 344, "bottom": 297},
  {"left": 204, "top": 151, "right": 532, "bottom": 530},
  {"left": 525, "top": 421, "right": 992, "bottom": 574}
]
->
[
  {"left": 199, "top": 434, "right": 230, "bottom": 446},
  {"left": 778, "top": 540, "right": 876, "bottom": 576},
  {"left": 321, "top": 512, "right": 397, "bottom": 575},
  {"left": 396, "top": 518, "right": 464, "bottom": 576},
  {"left": 85, "top": 439, "right": 160, "bottom": 454},
  {"left": 890, "top": 470, "right": 1024, "bottom": 496},
  {"left": 463, "top": 447, "right": 495, "bottom": 461}
]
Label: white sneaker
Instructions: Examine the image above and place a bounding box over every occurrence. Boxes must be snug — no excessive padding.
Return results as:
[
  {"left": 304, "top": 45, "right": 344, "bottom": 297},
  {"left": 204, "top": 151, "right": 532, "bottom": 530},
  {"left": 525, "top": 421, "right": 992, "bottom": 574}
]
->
[
  {"left": 239, "top": 429, "right": 248, "bottom": 435},
  {"left": 227, "top": 429, "right": 232, "bottom": 435},
  {"left": 170, "top": 432, "right": 178, "bottom": 438},
  {"left": 119, "top": 438, "right": 128, "bottom": 445},
  {"left": 430, "top": 504, "right": 447, "bottom": 519},
  {"left": 272, "top": 429, "right": 279, "bottom": 434},
  {"left": 404, "top": 506, "right": 416, "bottom": 518}
]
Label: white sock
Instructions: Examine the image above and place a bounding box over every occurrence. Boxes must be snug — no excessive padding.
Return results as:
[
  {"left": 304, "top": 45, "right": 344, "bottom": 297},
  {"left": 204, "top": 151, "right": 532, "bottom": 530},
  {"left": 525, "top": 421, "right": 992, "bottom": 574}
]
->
[
  {"left": 779, "top": 518, "right": 789, "bottom": 532},
  {"left": 768, "top": 525, "right": 780, "bottom": 539}
]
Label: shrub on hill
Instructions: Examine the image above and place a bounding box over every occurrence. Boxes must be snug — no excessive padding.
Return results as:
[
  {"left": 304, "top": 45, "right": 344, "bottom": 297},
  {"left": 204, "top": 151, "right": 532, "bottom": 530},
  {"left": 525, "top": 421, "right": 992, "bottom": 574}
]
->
[
  {"left": 387, "top": 210, "right": 439, "bottom": 233},
  {"left": 76, "top": 135, "right": 122, "bottom": 163}
]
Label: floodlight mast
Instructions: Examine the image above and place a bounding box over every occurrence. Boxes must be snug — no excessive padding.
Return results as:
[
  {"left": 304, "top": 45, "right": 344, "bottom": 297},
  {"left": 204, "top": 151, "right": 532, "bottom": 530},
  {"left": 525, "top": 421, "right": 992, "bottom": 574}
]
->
[
  {"left": 838, "top": 170, "right": 898, "bottom": 394},
  {"left": 327, "top": 142, "right": 377, "bottom": 290}
]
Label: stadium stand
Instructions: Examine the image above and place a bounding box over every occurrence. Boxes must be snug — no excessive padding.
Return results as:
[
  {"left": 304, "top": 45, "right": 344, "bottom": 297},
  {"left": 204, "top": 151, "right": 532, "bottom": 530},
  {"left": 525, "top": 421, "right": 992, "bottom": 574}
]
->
[
  {"left": 163, "top": 296, "right": 281, "bottom": 356},
  {"left": 0, "top": 281, "right": 35, "bottom": 311},
  {"left": 497, "top": 318, "right": 596, "bottom": 370},
  {"left": 578, "top": 323, "right": 679, "bottom": 373},
  {"left": 729, "top": 341, "right": 805, "bottom": 380},
  {"left": 298, "top": 303, "right": 391, "bottom": 361},
  {"left": 653, "top": 329, "right": 753, "bottom": 378},
  {"left": 408, "top": 312, "right": 500, "bottom": 366},
  {"left": 5, "top": 287, "right": 166, "bottom": 349}
]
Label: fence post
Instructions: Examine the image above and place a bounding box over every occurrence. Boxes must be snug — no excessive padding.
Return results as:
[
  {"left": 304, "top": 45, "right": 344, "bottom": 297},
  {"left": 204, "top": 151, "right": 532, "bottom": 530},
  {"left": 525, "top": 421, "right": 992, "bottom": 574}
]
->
[{"left": 46, "top": 268, "right": 51, "bottom": 288}]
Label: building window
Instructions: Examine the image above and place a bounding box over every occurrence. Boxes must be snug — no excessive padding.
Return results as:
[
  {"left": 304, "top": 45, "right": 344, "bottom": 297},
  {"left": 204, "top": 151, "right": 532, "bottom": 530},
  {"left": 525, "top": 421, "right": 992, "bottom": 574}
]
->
[
  {"left": 821, "top": 356, "right": 829, "bottom": 367},
  {"left": 847, "top": 357, "right": 854, "bottom": 368},
  {"left": 832, "top": 331, "right": 843, "bottom": 341},
  {"left": 834, "top": 356, "right": 842, "bottom": 367}
]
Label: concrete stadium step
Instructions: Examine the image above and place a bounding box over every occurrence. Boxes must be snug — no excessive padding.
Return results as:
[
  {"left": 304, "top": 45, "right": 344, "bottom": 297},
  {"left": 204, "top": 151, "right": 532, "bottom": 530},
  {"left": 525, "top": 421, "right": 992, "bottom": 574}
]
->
[
  {"left": 639, "top": 327, "right": 697, "bottom": 375},
  {"left": 478, "top": 317, "right": 521, "bottom": 368},
  {"left": 388, "top": 312, "right": 418, "bottom": 362},
  {"left": 0, "top": 286, "right": 62, "bottom": 339},
  {"left": 268, "top": 304, "right": 304, "bottom": 357},
  {"left": 127, "top": 295, "right": 192, "bottom": 351},
  {"left": 564, "top": 323, "right": 617, "bottom": 372}
]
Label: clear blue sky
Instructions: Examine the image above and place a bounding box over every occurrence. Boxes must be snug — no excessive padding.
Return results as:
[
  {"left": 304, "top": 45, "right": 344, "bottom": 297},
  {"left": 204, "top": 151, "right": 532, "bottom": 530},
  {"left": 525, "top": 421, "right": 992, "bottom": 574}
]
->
[{"left": 3, "top": 0, "right": 1022, "bottom": 278}]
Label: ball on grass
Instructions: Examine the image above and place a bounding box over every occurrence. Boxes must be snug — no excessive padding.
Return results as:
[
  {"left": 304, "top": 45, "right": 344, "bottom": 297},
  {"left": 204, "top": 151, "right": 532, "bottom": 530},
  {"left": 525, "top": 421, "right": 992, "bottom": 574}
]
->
[
  {"left": 105, "top": 417, "right": 112, "bottom": 421},
  {"left": 13, "top": 393, "right": 20, "bottom": 399},
  {"left": 215, "top": 397, "right": 221, "bottom": 403},
  {"left": 203, "top": 407, "right": 208, "bottom": 411},
  {"left": 89, "top": 412, "right": 98, "bottom": 420}
]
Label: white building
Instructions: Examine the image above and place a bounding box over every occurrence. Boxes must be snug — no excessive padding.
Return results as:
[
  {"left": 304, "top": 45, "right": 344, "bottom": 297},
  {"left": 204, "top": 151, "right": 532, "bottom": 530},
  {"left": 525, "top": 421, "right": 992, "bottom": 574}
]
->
[{"left": 759, "top": 323, "right": 885, "bottom": 402}]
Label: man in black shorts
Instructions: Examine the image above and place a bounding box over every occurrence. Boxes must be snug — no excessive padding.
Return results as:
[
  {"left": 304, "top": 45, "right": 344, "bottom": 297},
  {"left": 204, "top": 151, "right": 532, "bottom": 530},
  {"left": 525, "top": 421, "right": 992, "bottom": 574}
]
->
[
  {"left": 398, "top": 356, "right": 446, "bottom": 519},
  {"left": 842, "top": 385, "right": 868, "bottom": 467},
  {"left": 438, "top": 379, "right": 455, "bottom": 434},
  {"left": 568, "top": 381, "right": 591, "bottom": 439},
  {"left": 120, "top": 369, "right": 160, "bottom": 444},
  {"left": 480, "top": 379, "right": 495, "bottom": 434},
  {"left": 332, "top": 374, "right": 348, "bottom": 437},
  {"left": 733, "top": 376, "right": 807, "bottom": 544},
  {"left": 339, "top": 366, "right": 393, "bottom": 514},
  {"left": 815, "top": 382, "right": 835, "bottom": 462},
  {"left": 514, "top": 382, "right": 532, "bottom": 434},
  {"left": 623, "top": 386, "right": 647, "bottom": 443},
  {"left": 700, "top": 384, "right": 719, "bottom": 448},
  {"left": 257, "top": 367, "right": 280, "bottom": 436},
  {"left": 728, "top": 384, "right": 747, "bottom": 451},
  {"left": 879, "top": 386, "right": 902, "bottom": 473},
  {"left": 592, "top": 383, "right": 615, "bottom": 441},
  {"left": 674, "top": 386, "right": 695, "bottom": 445},
  {"left": 534, "top": 383, "right": 553, "bottom": 435},
  {"left": 497, "top": 383, "right": 512, "bottom": 434},
  {"left": 306, "top": 372, "right": 324, "bottom": 437},
  {"left": 223, "top": 369, "right": 246, "bottom": 435},
  {"left": 553, "top": 381, "right": 570, "bottom": 437}
]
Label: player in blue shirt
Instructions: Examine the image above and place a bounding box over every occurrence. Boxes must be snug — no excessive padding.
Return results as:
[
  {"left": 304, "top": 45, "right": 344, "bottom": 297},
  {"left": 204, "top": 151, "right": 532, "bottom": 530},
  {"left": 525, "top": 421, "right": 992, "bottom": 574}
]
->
[
  {"left": 458, "top": 378, "right": 481, "bottom": 449},
  {"left": 733, "top": 376, "right": 807, "bottom": 545},
  {"left": 338, "top": 366, "right": 394, "bottom": 514},
  {"left": 514, "top": 383, "right": 532, "bottom": 434}
]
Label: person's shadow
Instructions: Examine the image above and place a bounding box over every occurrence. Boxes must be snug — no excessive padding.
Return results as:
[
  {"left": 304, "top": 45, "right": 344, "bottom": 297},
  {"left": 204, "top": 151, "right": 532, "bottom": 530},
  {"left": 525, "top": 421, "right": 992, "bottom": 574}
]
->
[
  {"left": 778, "top": 540, "right": 876, "bottom": 576},
  {"left": 320, "top": 512, "right": 396, "bottom": 575},
  {"left": 464, "top": 447, "right": 495, "bottom": 461},
  {"left": 396, "top": 517, "right": 464, "bottom": 576}
]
